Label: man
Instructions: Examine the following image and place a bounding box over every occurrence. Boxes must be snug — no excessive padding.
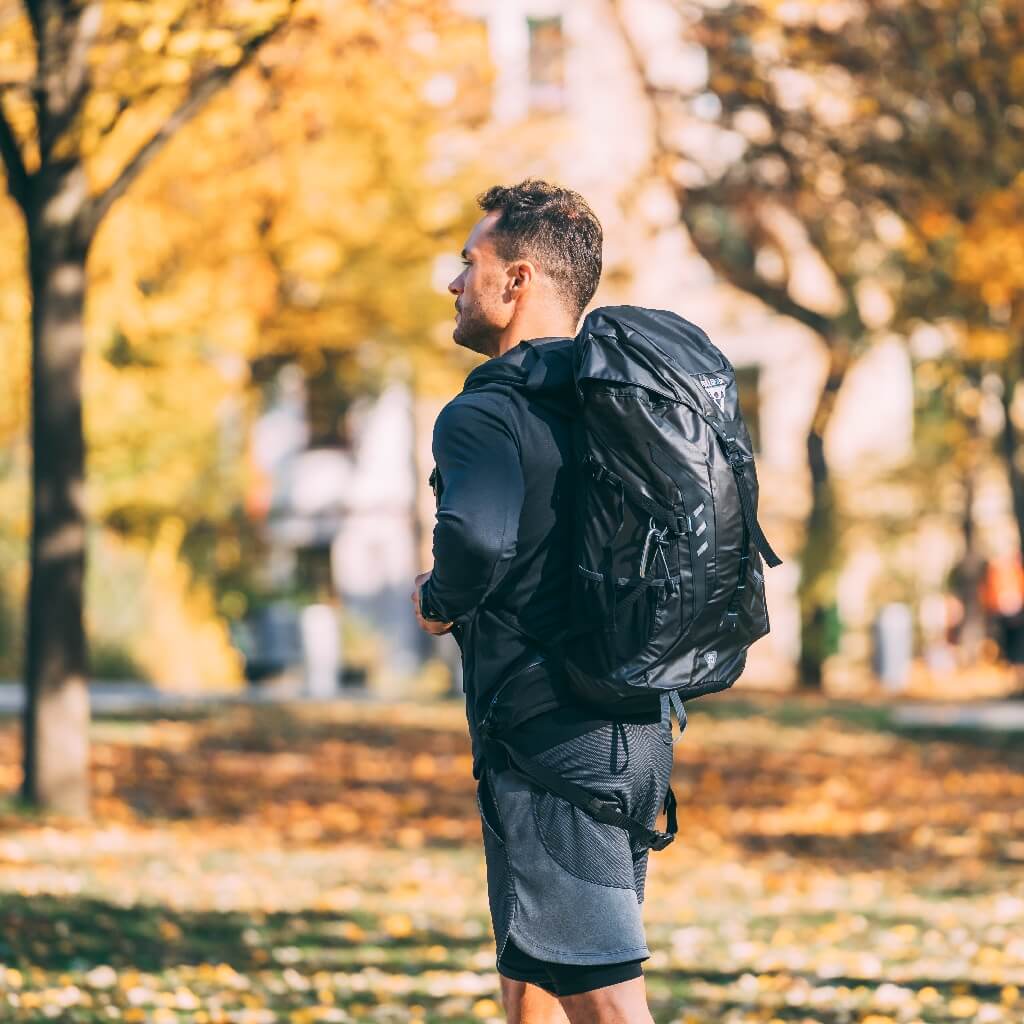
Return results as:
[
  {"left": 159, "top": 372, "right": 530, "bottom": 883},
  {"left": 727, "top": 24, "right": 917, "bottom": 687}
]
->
[{"left": 411, "top": 180, "right": 674, "bottom": 1024}]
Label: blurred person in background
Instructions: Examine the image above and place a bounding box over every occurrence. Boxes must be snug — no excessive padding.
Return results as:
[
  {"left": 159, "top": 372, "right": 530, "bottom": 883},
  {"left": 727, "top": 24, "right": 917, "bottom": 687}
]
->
[
  {"left": 411, "top": 180, "right": 669, "bottom": 1024},
  {"left": 981, "top": 555, "right": 1024, "bottom": 689}
]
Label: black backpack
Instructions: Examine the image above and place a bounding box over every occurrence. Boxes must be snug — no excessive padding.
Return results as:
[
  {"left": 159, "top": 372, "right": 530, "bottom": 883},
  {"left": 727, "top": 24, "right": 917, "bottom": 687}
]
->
[
  {"left": 558, "top": 305, "right": 780, "bottom": 706},
  {"left": 481, "top": 306, "right": 781, "bottom": 850}
]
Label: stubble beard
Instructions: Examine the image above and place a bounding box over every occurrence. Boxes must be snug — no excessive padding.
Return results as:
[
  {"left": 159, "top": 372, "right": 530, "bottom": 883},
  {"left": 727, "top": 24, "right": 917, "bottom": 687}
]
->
[{"left": 453, "top": 305, "right": 500, "bottom": 358}]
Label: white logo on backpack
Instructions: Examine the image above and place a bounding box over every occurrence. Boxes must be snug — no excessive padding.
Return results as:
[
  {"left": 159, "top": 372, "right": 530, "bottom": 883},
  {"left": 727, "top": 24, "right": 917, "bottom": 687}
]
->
[
  {"left": 704, "top": 650, "right": 718, "bottom": 670},
  {"left": 697, "top": 374, "right": 728, "bottom": 413}
]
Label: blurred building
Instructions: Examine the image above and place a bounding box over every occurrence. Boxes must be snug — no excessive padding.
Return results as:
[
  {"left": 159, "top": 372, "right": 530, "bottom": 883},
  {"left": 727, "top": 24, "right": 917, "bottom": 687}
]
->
[
  {"left": 244, "top": 357, "right": 434, "bottom": 692},
  {"left": 242, "top": 0, "right": 987, "bottom": 692}
]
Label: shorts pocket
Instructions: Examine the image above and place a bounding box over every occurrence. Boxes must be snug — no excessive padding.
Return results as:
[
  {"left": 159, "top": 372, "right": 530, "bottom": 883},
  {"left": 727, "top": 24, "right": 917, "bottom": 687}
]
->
[
  {"left": 477, "top": 770, "right": 507, "bottom": 844},
  {"left": 477, "top": 772, "right": 515, "bottom": 955},
  {"left": 530, "top": 786, "right": 636, "bottom": 889},
  {"left": 526, "top": 724, "right": 638, "bottom": 890},
  {"left": 527, "top": 719, "right": 676, "bottom": 892}
]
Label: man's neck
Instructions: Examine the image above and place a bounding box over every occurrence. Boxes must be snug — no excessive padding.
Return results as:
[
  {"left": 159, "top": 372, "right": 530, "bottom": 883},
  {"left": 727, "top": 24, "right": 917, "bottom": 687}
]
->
[{"left": 494, "top": 312, "right": 576, "bottom": 357}]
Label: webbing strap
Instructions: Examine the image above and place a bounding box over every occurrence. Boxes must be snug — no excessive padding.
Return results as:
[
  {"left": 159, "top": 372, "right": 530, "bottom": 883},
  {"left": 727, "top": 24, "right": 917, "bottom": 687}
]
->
[
  {"left": 707, "top": 431, "right": 781, "bottom": 569},
  {"left": 487, "top": 734, "right": 677, "bottom": 852},
  {"left": 733, "top": 463, "right": 783, "bottom": 567},
  {"left": 720, "top": 498, "right": 751, "bottom": 632},
  {"left": 663, "top": 779, "right": 678, "bottom": 834},
  {"left": 584, "top": 456, "right": 689, "bottom": 536},
  {"left": 614, "top": 574, "right": 675, "bottom": 612},
  {"left": 601, "top": 477, "right": 626, "bottom": 633},
  {"left": 668, "top": 690, "right": 689, "bottom": 746}
]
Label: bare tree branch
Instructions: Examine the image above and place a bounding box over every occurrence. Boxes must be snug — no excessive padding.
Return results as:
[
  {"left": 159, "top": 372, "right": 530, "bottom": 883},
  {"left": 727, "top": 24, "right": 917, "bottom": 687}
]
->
[
  {"left": 64, "top": 3, "right": 100, "bottom": 105},
  {"left": 83, "top": 1, "right": 299, "bottom": 237},
  {"left": 678, "top": 199, "right": 834, "bottom": 339},
  {"left": 37, "top": 2, "right": 99, "bottom": 157},
  {"left": 21, "top": 0, "right": 42, "bottom": 43},
  {"left": 0, "top": 94, "right": 30, "bottom": 209},
  {"left": 608, "top": 0, "right": 678, "bottom": 157},
  {"left": 608, "top": 0, "right": 838, "bottom": 343},
  {"left": 96, "top": 95, "right": 132, "bottom": 141},
  {"left": 38, "top": 2, "right": 102, "bottom": 161}
]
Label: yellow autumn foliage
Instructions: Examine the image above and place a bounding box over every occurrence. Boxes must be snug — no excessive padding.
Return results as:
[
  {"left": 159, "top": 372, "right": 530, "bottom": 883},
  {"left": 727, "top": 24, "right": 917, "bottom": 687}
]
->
[
  {"left": 0, "top": 0, "right": 490, "bottom": 684},
  {"left": 134, "top": 517, "right": 245, "bottom": 691},
  {"left": 956, "top": 178, "right": 1024, "bottom": 315}
]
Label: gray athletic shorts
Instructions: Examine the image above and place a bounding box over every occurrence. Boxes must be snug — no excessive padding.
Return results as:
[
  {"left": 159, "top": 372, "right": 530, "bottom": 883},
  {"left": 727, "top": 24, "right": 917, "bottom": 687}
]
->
[{"left": 476, "top": 704, "right": 677, "bottom": 968}]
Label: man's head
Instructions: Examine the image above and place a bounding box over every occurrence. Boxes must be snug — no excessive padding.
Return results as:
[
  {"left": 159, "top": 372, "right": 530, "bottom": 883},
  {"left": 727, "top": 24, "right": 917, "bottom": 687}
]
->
[{"left": 448, "top": 179, "right": 603, "bottom": 357}]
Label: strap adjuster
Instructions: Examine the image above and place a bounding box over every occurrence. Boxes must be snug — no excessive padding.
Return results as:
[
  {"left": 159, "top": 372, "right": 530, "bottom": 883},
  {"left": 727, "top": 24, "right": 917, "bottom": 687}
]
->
[
  {"left": 586, "top": 796, "right": 620, "bottom": 818},
  {"left": 723, "top": 436, "right": 747, "bottom": 470}
]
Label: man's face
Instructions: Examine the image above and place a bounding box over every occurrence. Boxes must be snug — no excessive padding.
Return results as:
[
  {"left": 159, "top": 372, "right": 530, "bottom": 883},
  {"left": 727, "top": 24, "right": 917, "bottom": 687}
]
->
[{"left": 448, "top": 212, "right": 514, "bottom": 357}]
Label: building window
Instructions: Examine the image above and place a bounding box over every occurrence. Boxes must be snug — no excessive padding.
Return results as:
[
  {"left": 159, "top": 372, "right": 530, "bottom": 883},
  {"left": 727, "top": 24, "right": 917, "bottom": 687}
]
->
[
  {"left": 734, "top": 365, "right": 762, "bottom": 453},
  {"left": 306, "top": 354, "right": 359, "bottom": 450},
  {"left": 527, "top": 16, "right": 566, "bottom": 112}
]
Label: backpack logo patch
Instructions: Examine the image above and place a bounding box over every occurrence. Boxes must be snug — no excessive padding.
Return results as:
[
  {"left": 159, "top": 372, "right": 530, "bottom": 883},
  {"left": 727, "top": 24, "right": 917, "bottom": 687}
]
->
[
  {"left": 696, "top": 374, "right": 728, "bottom": 413},
  {"left": 704, "top": 650, "right": 718, "bottom": 670}
]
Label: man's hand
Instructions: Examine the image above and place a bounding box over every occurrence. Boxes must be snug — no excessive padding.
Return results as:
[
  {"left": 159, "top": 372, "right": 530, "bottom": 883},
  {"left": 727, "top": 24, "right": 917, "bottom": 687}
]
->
[{"left": 412, "top": 571, "right": 454, "bottom": 636}]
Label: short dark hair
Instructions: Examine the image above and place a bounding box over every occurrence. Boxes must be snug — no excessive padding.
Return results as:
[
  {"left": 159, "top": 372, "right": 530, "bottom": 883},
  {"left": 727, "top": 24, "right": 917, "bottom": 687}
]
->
[{"left": 477, "top": 179, "right": 603, "bottom": 322}]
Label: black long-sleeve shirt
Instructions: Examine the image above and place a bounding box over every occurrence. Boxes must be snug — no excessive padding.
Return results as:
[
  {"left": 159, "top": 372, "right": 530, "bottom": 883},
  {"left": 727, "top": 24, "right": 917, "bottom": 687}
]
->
[
  {"left": 420, "top": 337, "right": 581, "bottom": 771},
  {"left": 422, "top": 390, "right": 525, "bottom": 622}
]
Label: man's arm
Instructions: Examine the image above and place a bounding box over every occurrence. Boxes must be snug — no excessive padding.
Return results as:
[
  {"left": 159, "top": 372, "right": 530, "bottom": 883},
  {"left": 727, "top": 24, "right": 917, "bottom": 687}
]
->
[{"left": 420, "top": 394, "right": 524, "bottom": 624}]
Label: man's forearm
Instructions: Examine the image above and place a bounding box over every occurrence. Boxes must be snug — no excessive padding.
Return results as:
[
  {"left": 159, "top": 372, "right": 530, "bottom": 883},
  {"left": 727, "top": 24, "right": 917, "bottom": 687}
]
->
[{"left": 422, "top": 515, "right": 515, "bottom": 621}]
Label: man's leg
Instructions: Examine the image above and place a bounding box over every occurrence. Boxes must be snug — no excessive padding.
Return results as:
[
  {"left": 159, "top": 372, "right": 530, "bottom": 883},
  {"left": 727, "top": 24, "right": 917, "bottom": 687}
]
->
[
  {"left": 499, "top": 977, "right": 571, "bottom": 1024},
  {"left": 558, "top": 976, "right": 656, "bottom": 1024},
  {"left": 486, "top": 713, "right": 674, "bottom": 1024}
]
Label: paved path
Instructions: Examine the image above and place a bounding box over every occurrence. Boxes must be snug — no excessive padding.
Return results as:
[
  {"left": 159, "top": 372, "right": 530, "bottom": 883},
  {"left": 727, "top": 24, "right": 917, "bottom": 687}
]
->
[
  {"left": 3, "top": 683, "right": 1023, "bottom": 733},
  {"left": 0, "top": 681, "right": 375, "bottom": 714},
  {"left": 892, "top": 700, "right": 1024, "bottom": 732}
]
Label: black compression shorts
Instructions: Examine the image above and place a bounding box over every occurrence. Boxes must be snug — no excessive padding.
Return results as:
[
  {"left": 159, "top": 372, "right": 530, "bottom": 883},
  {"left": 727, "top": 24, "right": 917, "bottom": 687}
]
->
[{"left": 497, "top": 935, "right": 644, "bottom": 996}]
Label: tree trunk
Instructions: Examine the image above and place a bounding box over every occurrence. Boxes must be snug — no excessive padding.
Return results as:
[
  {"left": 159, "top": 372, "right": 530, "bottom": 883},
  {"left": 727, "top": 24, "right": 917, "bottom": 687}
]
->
[
  {"left": 1000, "top": 354, "right": 1024, "bottom": 562},
  {"left": 5, "top": 0, "right": 298, "bottom": 816},
  {"left": 21, "top": 171, "right": 92, "bottom": 818},
  {"left": 797, "top": 341, "right": 850, "bottom": 689},
  {"left": 955, "top": 463, "right": 986, "bottom": 665}
]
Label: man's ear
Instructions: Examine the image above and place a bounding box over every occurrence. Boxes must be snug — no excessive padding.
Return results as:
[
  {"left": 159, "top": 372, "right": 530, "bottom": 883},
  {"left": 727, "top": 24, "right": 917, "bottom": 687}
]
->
[{"left": 509, "top": 260, "right": 536, "bottom": 296}]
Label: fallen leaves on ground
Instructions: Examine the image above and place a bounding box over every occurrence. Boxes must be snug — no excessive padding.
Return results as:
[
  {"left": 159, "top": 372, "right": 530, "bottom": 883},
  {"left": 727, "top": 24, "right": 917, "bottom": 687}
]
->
[{"left": 0, "top": 696, "right": 1021, "bottom": 1022}]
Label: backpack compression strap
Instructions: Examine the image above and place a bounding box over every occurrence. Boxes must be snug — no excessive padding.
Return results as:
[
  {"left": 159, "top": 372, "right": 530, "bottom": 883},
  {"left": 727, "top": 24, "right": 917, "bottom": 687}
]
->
[
  {"left": 582, "top": 454, "right": 691, "bottom": 537},
  {"left": 728, "top": 447, "right": 783, "bottom": 568},
  {"left": 482, "top": 729, "right": 678, "bottom": 852},
  {"left": 707, "top": 424, "right": 783, "bottom": 569}
]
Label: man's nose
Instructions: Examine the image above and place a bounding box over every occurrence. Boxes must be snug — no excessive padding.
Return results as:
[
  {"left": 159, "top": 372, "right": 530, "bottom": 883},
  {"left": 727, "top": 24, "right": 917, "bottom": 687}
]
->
[{"left": 448, "top": 278, "right": 461, "bottom": 295}]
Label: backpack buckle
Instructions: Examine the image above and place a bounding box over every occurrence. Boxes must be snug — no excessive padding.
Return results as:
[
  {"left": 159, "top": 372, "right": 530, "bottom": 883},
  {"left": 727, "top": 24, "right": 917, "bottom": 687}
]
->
[
  {"left": 674, "top": 514, "right": 691, "bottom": 535},
  {"left": 725, "top": 439, "right": 747, "bottom": 471},
  {"left": 649, "top": 831, "right": 675, "bottom": 851}
]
